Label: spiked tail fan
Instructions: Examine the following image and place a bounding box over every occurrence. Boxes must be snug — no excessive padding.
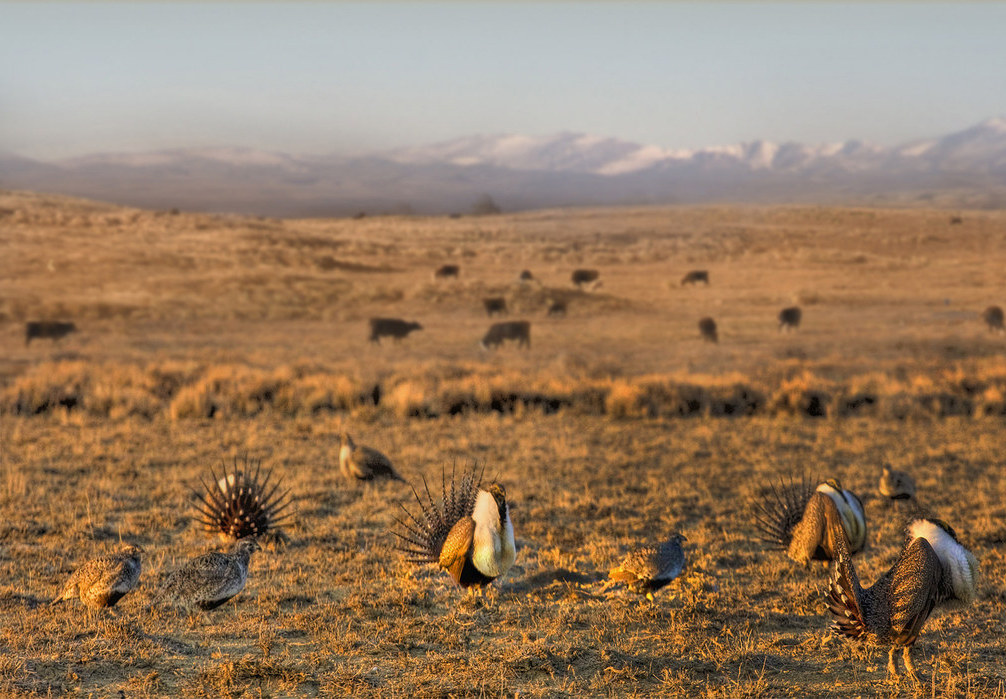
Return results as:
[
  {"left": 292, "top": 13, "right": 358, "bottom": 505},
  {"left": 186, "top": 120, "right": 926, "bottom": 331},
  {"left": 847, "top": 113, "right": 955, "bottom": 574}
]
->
[
  {"left": 190, "top": 455, "right": 294, "bottom": 542},
  {"left": 826, "top": 527, "right": 868, "bottom": 639},
  {"left": 393, "top": 461, "right": 484, "bottom": 565},
  {"left": 749, "top": 474, "right": 815, "bottom": 549}
]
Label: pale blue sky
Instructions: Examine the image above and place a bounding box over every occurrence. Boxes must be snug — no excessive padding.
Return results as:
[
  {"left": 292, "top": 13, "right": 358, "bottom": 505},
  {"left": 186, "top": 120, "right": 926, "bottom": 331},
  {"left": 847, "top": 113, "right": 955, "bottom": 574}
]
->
[{"left": 2, "top": 2, "right": 1005, "bottom": 160}]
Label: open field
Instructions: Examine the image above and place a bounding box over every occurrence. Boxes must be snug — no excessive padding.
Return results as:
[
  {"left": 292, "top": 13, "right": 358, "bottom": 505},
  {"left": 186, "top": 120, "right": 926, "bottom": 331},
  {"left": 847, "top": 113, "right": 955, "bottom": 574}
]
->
[
  {"left": 2, "top": 190, "right": 1006, "bottom": 697},
  {"left": 4, "top": 190, "right": 1006, "bottom": 421}
]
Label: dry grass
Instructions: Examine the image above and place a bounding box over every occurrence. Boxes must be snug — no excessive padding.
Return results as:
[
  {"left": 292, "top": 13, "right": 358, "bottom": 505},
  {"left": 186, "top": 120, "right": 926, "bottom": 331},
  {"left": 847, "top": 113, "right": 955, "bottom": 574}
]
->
[
  {"left": 2, "top": 417, "right": 1005, "bottom": 698},
  {"left": 2, "top": 190, "right": 1006, "bottom": 696}
]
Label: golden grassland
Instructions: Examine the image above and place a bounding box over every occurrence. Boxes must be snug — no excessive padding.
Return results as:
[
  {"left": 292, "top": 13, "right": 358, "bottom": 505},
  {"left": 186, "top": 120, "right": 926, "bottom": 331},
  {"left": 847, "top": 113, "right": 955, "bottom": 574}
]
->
[
  {"left": 1, "top": 189, "right": 1006, "bottom": 697},
  {"left": 4, "top": 189, "right": 1006, "bottom": 422}
]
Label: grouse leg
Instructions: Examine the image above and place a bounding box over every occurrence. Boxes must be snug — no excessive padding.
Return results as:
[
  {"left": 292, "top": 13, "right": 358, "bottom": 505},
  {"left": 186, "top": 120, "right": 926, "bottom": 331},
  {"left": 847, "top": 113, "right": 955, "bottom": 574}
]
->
[
  {"left": 887, "top": 647, "right": 900, "bottom": 678},
  {"left": 903, "top": 646, "right": 920, "bottom": 684}
]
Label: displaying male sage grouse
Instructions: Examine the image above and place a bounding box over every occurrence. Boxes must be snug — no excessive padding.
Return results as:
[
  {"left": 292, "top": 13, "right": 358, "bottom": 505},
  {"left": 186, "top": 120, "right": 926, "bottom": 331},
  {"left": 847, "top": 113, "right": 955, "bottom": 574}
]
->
[
  {"left": 827, "top": 518, "right": 979, "bottom": 681},
  {"left": 191, "top": 457, "right": 293, "bottom": 544},
  {"left": 394, "top": 463, "right": 516, "bottom": 588},
  {"left": 752, "top": 477, "right": 867, "bottom": 566},
  {"left": 606, "top": 534, "right": 687, "bottom": 600},
  {"left": 157, "top": 538, "right": 260, "bottom": 610},
  {"left": 51, "top": 543, "right": 143, "bottom": 609},
  {"left": 339, "top": 432, "right": 405, "bottom": 482}
]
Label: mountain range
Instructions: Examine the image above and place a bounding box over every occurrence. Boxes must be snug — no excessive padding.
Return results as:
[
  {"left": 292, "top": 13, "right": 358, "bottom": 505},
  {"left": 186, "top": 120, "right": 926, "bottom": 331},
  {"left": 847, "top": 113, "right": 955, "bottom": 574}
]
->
[{"left": 2, "top": 117, "right": 1005, "bottom": 216}]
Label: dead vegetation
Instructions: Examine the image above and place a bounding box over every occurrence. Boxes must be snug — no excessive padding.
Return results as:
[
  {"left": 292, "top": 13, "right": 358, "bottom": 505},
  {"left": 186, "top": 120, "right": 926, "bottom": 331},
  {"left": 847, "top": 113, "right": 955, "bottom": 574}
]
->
[
  {"left": 2, "top": 190, "right": 1006, "bottom": 696},
  {"left": 8, "top": 355, "right": 1006, "bottom": 421},
  {"left": 2, "top": 416, "right": 1005, "bottom": 697}
]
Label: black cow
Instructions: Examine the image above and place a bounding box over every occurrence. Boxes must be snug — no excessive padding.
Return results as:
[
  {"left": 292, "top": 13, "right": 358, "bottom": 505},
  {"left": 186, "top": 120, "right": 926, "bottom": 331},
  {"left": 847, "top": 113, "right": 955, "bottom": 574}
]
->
[
  {"left": 518, "top": 270, "right": 534, "bottom": 282},
  {"left": 571, "top": 269, "right": 600, "bottom": 289},
  {"left": 434, "top": 264, "right": 460, "bottom": 279},
  {"left": 25, "top": 321, "right": 77, "bottom": 346},
  {"left": 681, "top": 270, "right": 710, "bottom": 286},
  {"left": 481, "top": 320, "right": 531, "bottom": 350},
  {"left": 778, "top": 307, "right": 802, "bottom": 333},
  {"left": 982, "top": 305, "right": 1004, "bottom": 333},
  {"left": 483, "top": 297, "right": 508, "bottom": 317},
  {"left": 369, "top": 318, "right": 423, "bottom": 344},
  {"left": 698, "top": 317, "right": 718, "bottom": 343},
  {"left": 547, "top": 299, "right": 567, "bottom": 317}
]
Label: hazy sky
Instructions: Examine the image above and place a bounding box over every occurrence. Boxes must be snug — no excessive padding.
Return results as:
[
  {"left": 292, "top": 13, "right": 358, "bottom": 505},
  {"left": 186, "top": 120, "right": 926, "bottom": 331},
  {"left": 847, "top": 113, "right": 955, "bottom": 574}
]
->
[{"left": 2, "top": 2, "right": 1005, "bottom": 160}]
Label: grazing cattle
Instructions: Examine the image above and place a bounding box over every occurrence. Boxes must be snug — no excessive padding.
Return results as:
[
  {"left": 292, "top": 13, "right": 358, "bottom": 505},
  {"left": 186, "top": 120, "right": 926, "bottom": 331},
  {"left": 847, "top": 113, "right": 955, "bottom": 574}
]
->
[
  {"left": 25, "top": 321, "right": 77, "bottom": 346},
  {"left": 547, "top": 299, "right": 567, "bottom": 317},
  {"left": 434, "top": 264, "right": 460, "bottom": 280},
  {"left": 571, "top": 269, "right": 601, "bottom": 289},
  {"left": 950, "top": 216, "right": 963, "bottom": 225},
  {"left": 698, "top": 317, "right": 718, "bottom": 343},
  {"left": 518, "top": 270, "right": 534, "bottom": 282},
  {"left": 481, "top": 320, "right": 531, "bottom": 350},
  {"left": 483, "top": 297, "right": 508, "bottom": 317},
  {"left": 982, "top": 305, "right": 1005, "bottom": 333},
  {"left": 369, "top": 318, "right": 423, "bottom": 344},
  {"left": 778, "top": 306, "right": 802, "bottom": 333},
  {"left": 681, "top": 270, "right": 710, "bottom": 286}
]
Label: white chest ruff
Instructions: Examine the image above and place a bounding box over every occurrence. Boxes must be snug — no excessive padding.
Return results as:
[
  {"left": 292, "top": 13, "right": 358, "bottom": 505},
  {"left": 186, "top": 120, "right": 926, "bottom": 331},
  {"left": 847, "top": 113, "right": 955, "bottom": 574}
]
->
[
  {"left": 910, "top": 520, "right": 979, "bottom": 605},
  {"left": 338, "top": 445, "right": 352, "bottom": 475},
  {"left": 817, "top": 484, "right": 866, "bottom": 550},
  {"left": 470, "top": 490, "right": 516, "bottom": 579}
]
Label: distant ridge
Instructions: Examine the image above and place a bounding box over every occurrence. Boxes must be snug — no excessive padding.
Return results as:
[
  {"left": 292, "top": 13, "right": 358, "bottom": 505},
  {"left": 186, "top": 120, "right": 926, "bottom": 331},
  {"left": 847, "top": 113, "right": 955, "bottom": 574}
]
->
[{"left": 2, "top": 117, "right": 1006, "bottom": 216}]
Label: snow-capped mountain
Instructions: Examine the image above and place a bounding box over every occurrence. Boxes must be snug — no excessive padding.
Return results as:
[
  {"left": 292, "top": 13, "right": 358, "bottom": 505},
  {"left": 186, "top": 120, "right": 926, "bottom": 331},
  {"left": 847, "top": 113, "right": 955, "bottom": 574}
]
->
[
  {"left": 380, "top": 118, "right": 1006, "bottom": 178},
  {"left": 892, "top": 117, "right": 1006, "bottom": 172},
  {"left": 383, "top": 132, "right": 802, "bottom": 174},
  {"left": 383, "top": 132, "right": 679, "bottom": 175},
  {"left": 2, "top": 117, "right": 1005, "bottom": 216}
]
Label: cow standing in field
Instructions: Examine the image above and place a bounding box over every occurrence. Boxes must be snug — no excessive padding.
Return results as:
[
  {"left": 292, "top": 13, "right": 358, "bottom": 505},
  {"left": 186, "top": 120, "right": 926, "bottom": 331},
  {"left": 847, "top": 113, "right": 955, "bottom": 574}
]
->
[
  {"left": 434, "top": 264, "right": 460, "bottom": 280},
  {"left": 547, "top": 299, "right": 567, "bottom": 317},
  {"left": 778, "top": 307, "right": 802, "bottom": 333},
  {"left": 571, "top": 269, "right": 601, "bottom": 290},
  {"left": 518, "top": 270, "right": 535, "bottom": 282},
  {"left": 483, "top": 297, "right": 508, "bottom": 317},
  {"left": 25, "top": 321, "right": 77, "bottom": 346},
  {"left": 681, "top": 270, "right": 710, "bottom": 286},
  {"left": 982, "top": 305, "right": 1005, "bottom": 333},
  {"left": 369, "top": 318, "right": 423, "bottom": 344},
  {"left": 698, "top": 317, "right": 718, "bottom": 343},
  {"left": 481, "top": 320, "right": 531, "bottom": 350}
]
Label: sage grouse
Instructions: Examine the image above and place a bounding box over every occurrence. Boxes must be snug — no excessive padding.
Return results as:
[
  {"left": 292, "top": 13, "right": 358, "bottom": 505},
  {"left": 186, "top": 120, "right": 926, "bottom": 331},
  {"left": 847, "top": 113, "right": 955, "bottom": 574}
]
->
[
  {"left": 51, "top": 544, "right": 143, "bottom": 609},
  {"left": 394, "top": 464, "right": 516, "bottom": 588},
  {"left": 607, "top": 534, "right": 687, "bottom": 600},
  {"left": 157, "top": 538, "right": 260, "bottom": 610},
  {"left": 752, "top": 477, "right": 867, "bottom": 566},
  {"left": 339, "top": 432, "right": 405, "bottom": 482},
  {"left": 878, "top": 465, "right": 917, "bottom": 502},
  {"left": 191, "top": 457, "right": 293, "bottom": 543},
  {"left": 827, "top": 518, "right": 979, "bottom": 680}
]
